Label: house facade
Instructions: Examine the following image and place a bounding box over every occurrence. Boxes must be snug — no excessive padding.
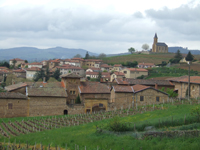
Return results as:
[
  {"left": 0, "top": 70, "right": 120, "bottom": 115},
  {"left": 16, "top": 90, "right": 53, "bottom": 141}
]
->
[
  {"left": 28, "top": 62, "right": 43, "bottom": 68},
  {"left": 120, "top": 68, "right": 148, "bottom": 79},
  {"left": 9, "top": 58, "right": 25, "bottom": 67},
  {"left": 25, "top": 67, "right": 41, "bottom": 79}
]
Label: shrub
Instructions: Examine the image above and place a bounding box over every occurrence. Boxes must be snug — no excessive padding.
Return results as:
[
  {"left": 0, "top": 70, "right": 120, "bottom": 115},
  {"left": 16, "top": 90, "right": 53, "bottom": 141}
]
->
[{"left": 107, "top": 116, "right": 130, "bottom": 132}]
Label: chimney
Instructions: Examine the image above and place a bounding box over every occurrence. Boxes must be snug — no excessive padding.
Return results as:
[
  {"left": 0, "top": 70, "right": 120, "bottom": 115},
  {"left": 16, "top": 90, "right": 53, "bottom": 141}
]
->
[{"left": 155, "top": 83, "right": 158, "bottom": 89}]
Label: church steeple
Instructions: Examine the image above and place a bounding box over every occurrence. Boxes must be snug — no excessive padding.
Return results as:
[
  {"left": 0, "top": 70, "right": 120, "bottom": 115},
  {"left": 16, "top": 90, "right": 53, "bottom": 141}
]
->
[{"left": 154, "top": 33, "right": 158, "bottom": 44}]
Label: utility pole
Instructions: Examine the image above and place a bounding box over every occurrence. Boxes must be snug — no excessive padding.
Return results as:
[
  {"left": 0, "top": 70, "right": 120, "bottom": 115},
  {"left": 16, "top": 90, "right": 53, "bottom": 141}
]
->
[{"left": 188, "top": 61, "right": 190, "bottom": 101}]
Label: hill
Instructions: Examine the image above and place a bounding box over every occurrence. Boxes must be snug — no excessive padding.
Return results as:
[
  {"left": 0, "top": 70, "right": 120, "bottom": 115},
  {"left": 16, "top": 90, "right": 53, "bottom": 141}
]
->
[
  {"left": 0, "top": 47, "right": 98, "bottom": 61},
  {"left": 168, "top": 47, "right": 200, "bottom": 55}
]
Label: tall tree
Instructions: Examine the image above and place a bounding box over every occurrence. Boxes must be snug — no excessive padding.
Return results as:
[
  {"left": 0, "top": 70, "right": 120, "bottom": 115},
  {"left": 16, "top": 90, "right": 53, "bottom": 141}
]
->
[
  {"left": 142, "top": 44, "right": 149, "bottom": 50},
  {"left": 45, "top": 67, "right": 50, "bottom": 82},
  {"left": 97, "top": 71, "right": 102, "bottom": 82},
  {"left": 186, "top": 51, "right": 194, "bottom": 61},
  {"left": 98, "top": 53, "right": 106, "bottom": 59},
  {"left": 33, "top": 69, "right": 45, "bottom": 82},
  {"left": 12, "top": 59, "right": 17, "bottom": 67},
  {"left": 85, "top": 51, "right": 90, "bottom": 59},
  {"left": 128, "top": 47, "right": 135, "bottom": 54},
  {"left": 25, "top": 60, "right": 28, "bottom": 63},
  {"left": 174, "top": 50, "right": 182, "bottom": 60},
  {"left": 53, "top": 69, "right": 61, "bottom": 80}
]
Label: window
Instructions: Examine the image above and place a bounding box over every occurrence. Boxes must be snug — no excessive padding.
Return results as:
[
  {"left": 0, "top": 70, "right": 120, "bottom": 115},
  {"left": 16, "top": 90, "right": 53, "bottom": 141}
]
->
[
  {"left": 156, "top": 96, "right": 160, "bottom": 102},
  {"left": 70, "top": 91, "right": 73, "bottom": 94},
  {"left": 140, "top": 96, "right": 144, "bottom": 101},
  {"left": 99, "top": 103, "right": 103, "bottom": 107},
  {"left": 124, "top": 71, "right": 127, "bottom": 74},
  {"left": 73, "top": 91, "right": 76, "bottom": 94},
  {"left": 8, "top": 103, "right": 13, "bottom": 109}
]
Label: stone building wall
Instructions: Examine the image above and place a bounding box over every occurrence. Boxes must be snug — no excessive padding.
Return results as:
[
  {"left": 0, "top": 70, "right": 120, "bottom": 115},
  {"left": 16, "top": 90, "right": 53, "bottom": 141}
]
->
[
  {"left": 28, "top": 97, "right": 67, "bottom": 116},
  {"left": 0, "top": 99, "right": 28, "bottom": 118},
  {"left": 134, "top": 89, "right": 169, "bottom": 106},
  {"left": 10, "top": 87, "right": 26, "bottom": 95}
]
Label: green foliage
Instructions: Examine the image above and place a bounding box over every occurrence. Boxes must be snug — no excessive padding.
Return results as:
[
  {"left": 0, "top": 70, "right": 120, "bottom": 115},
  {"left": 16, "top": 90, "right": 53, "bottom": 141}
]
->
[
  {"left": 157, "top": 61, "right": 167, "bottom": 67},
  {"left": 85, "top": 51, "right": 90, "bottom": 59},
  {"left": 0, "top": 60, "right": 10, "bottom": 68},
  {"left": 12, "top": 59, "right": 17, "bottom": 67},
  {"left": 137, "top": 75, "right": 144, "bottom": 79},
  {"left": 190, "top": 106, "right": 200, "bottom": 121},
  {"left": 126, "top": 61, "right": 138, "bottom": 67},
  {"left": 169, "top": 58, "right": 181, "bottom": 64},
  {"left": 87, "top": 76, "right": 90, "bottom": 80},
  {"left": 160, "top": 87, "right": 178, "bottom": 97},
  {"left": 174, "top": 50, "right": 183, "bottom": 60},
  {"left": 53, "top": 69, "right": 61, "bottom": 81},
  {"left": 0, "top": 82, "right": 6, "bottom": 89},
  {"left": 107, "top": 116, "right": 130, "bottom": 132},
  {"left": 33, "top": 69, "right": 45, "bottom": 82},
  {"left": 97, "top": 71, "right": 102, "bottom": 82},
  {"left": 75, "top": 94, "right": 81, "bottom": 104},
  {"left": 48, "top": 77, "right": 58, "bottom": 82},
  {"left": 98, "top": 53, "right": 106, "bottom": 59},
  {"left": 25, "top": 60, "right": 28, "bottom": 63},
  {"left": 186, "top": 51, "right": 194, "bottom": 61},
  {"left": 128, "top": 47, "right": 135, "bottom": 54},
  {"left": 73, "top": 54, "right": 82, "bottom": 58},
  {"left": 45, "top": 67, "right": 50, "bottom": 81}
]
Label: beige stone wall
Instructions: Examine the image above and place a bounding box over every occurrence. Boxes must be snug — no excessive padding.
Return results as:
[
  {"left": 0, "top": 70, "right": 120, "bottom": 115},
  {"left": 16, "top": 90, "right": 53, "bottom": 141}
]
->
[
  {"left": 0, "top": 99, "right": 28, "bottom": 118},
  {"left": 110, "top": 91, "right": 133, "bottom": 110},
  {"left": 173, "top": 82, "right": 200, "bottom": 99},
  {"left": 134, "top": 89, "right": 169, "bottom": 106},
  {"left": 28, "top": 97, "right": 67, "bottom": 116},
  {"left": 67, "top": 104, "right": 85, "bottom": 115},
  {"left": 26, "top": 71, "right": 37, "bottom": 79},
  {"left": 9, "top": 60, "right": 25, "bottom": 67},
  {"left": 129, "top": 71, "right": 148, "bottom": 78}
]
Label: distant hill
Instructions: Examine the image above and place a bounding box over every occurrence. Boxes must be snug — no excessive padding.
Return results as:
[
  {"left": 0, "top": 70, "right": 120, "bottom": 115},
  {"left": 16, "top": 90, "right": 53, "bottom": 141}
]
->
[
  {"left": 168, "top": 47, "right": 200, "bottom": 55},
  {"left": 0, "top": 47, "right": 98, "bottom": 61}
]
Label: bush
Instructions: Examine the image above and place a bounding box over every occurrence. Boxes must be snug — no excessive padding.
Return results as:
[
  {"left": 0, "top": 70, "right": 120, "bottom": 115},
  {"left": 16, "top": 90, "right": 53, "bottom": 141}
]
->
[{"left": 107, "top": 116, "right": 130, "bottom": 132}]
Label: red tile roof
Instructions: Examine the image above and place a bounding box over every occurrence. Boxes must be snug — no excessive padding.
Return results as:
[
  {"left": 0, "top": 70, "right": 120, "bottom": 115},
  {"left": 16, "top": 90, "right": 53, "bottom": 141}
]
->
[
  {"left": 132, "top": 84, "right": 150, "bottom": 92},
  {"left": 101, "top": 64, "right": 112, "bottom": 68},
  {"left": 13, "top": 69, "right": 26, "bottom": 73},
  {"left": 114, "top": 72, "right": 125, "bottom": 76},
  {"left": 127, "top": 68, "right": 148, "bottom": 72},
  {"left": 5, "top": 82, "right": 27, "bottom": 91},
  {"left": 0, "top": 67, "right": 8, "bottom": 70},
  {"left": 0, "top": 92, "right": 27, "bottom": 99},
  {"left": 167, "top": 76, "right": 200, "bottom": 84},
  {"left": 112, "top": 85, "right": 133, "bottom": 93},
  {"left": 71, "top": 58, "right": 84, "bottom": 61},
  {"left": 25, "top": 67, "right": 41, "bottom": 71},
  {"left": 114, "top": 64, "right": 122, "bottom": 67},
  {"left": 57, "top": 65, "right": 83, "bottom": 70},
  {"left": 79, "top": 82, "right": 110, "bottom": 94},
  {"left": 28, "top": 62, "right": 42, "bottom": 65},
  {"left": 10, "top": 58, "right": 24, "bottom": 61}
]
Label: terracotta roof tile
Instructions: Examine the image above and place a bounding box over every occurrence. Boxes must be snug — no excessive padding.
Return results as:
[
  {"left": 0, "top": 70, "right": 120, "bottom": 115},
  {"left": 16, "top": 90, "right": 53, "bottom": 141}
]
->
[
  {"left": 114, "top": 72, "right": 125, "bottom": 76},
  {"left": 132, "top": 84, "right": 150, "bottom": 92},
  {"left": 5, "top": 82, "right": 27, "bottom": 91},
  {"left": 0, "top": 67, "right": 8, "bottom": 70},
  {"left": 167, "top": 76, "right": 200, "bottom": 84},
  {"left": 114, "top": 64, "right": 122, "bottom": 67},
  {"left": 10, "top": 58, "right": 24, "bottom": 61},
  {"left": 25, "top": 67, "right": 41, "bottom": 71},
  {"left": 28, "top": 87, "right": 67, "bottom": 97},
  {"left": 28, "top": 62, "right": 43, "bottom": 65},
  {"left": 13, "top": 69, "right": 26, "bottom": 73},
  {"left": 79, "top": 82, "right": 110, "bottom": 94},
  {"left": 0, "top": 92, "right": 27, "bottom": 99},
  {"left": 113, "top": 85, "right": 133, "bottom": 93}
]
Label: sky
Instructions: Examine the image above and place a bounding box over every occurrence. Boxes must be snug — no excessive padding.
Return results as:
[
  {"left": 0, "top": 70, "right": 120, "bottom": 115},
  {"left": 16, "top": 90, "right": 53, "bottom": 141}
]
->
[{"left": 0, "top": 0, "right": 200, "bottom": 54}]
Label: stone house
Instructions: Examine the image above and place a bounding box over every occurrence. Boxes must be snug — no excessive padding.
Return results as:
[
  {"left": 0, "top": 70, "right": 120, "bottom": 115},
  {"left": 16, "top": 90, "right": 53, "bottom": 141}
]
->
[
  {"left": 110, "top": 72, "right": 125, "bottom": 81},
  {"left": 114, "top": 78, "right": 174, "bottom": 91},
  {"left": 71, "top": 58, "right": 84, "bottom": 67},
  {"left": 69, "top": 60, "right": 81, "bottom": 67},
  {"left": 25, "top": 67, "right": 41, "bottom": 80},
  {"left": 9, "top": 58, "right": 25, "bottom": 67},
  {"left": 113, "top": 64, "right": 123, "bottom": 72},
  {"left": 138, "top": 63, "right": 155, "bottom": 68},
  {"left": 28, "top": 62, "right": 43, "bottom": 68},
  {"left": 86, "top": 72, "right": 110, "bottom": 80},
  {"left": 111, "top": 84, "right": 169, "bottom": 108},
  {"left": 28, "top": 87, "right": 68, "bottom": 116},
  {"left": 57, "top": 65, "right": 85, "bottom": 77},
  {"left": 49, "top": 59, "right": 60, "bottom": 69},
  {"left": 0, "top": 92, "right": 28, "bottom": 118},
  {"left": 120, "top": 68, "right": 148, "bottom": 79},
  {"left": 167, "top": 76, "right": 200, "bottom": 99},
  {"left": 78, "top": 82, "right": 110, "bottom": 113},
  {"left": 152, "top": 33, "right": 168, "bottom": 53},
  {"left": 61, "top": 73, "right": 81, "bottom": 105},
  {"left": 100, "top": 64, "right": 113, "bottom": 72},
  {"left": 86, "top": 67, "right": 102, "bottom": 72},
  {"left": 13, "top": 69, "right": 26, "bottom": 78},
  {"left": 82, "top": 59, "right": 103, "bottom": 68},
  {"left": 5, "top": 82, "right": 27, "bottom": 95}
]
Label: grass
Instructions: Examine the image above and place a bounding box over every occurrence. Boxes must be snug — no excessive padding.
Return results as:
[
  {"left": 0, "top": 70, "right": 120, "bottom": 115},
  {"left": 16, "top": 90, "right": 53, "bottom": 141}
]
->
[{"left": 1, "top": 103, "right": 200, "bottom": 149}]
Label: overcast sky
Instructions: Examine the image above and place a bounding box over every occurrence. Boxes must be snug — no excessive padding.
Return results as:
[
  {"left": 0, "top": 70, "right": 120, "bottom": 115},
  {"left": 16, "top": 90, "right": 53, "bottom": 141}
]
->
[{"left": 0, "top": 0, "right": 200, "bottom": 54}]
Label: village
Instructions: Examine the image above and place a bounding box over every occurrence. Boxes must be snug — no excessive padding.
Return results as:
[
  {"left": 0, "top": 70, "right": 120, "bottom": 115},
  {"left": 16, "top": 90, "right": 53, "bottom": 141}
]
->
[{"left": 0, "top": 52, "right": 199, "bottom": 119}]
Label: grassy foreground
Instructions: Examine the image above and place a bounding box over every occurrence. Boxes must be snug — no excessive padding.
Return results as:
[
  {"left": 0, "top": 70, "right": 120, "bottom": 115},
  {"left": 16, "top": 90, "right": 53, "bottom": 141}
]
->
[{"left": 1, "top": 104, "right": 200, "bottom": 150}]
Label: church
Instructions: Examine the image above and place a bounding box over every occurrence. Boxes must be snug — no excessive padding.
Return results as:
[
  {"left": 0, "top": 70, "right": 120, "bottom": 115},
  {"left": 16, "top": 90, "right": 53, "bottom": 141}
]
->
[{"left": 152, "top": 33, "right": 168, "bottom": 53}]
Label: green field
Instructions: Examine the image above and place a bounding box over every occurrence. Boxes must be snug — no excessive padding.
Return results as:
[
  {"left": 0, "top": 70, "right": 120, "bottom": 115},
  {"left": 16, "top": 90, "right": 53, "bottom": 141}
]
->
[{"left": 1, "top": 100, "right": 200, "bottom": 150}]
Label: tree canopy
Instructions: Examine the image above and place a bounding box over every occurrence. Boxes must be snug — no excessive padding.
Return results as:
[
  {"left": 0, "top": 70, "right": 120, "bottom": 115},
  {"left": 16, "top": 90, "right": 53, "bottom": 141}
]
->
[
  {"left": 128, "top": 47, "right": 135, "bottom": 54},
  {"left": 186, "top": 51, "right": 194, "bottom": 61},
  {"left": 85, "top": 51, "right": 90, "bottom": 59},
  {"left": 142, "top": 44, "right": 149, "bottom": 50},
  {"left": 174, "top": 50, "right": 183, "bottom": 60},
  {"left": 73, "top": 54, "right": 82, "bottom": 58},
  {"left": 98, "top": 53, "right": 106, "bottom": 59},
  {"left": 53, "top": 68, "right": 61, "bottom": 81}
]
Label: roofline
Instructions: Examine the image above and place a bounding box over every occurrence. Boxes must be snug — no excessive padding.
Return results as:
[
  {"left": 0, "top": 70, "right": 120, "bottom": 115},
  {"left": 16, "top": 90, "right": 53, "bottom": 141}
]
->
[
  {"left": 28, "top": 95, "right": 67, "bottom": 98},
  {"left": 134, "top": 87, "right": 168, "bottom": 95}
]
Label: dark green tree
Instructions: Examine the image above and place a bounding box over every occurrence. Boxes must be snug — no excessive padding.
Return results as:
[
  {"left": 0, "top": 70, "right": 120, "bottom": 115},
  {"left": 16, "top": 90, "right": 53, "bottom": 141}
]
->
[
  {"left": 128, "top": 47, "right": 135, "bottom": 54},
  {"left": 33, "top": 69, "right": 45, "bottom": 82},
  {"left": 126, "top": 61, "right": 138, "bottom": 67},
  {"left": 85, "top": 51, "right": 90, "bottom": 59},
  {"left": 98, "top": 53, "right": 106, "bottom": 59},
  {"left": 97, "top": 71, "right": 102, "bottom": 82},
  {"left": 25, "top": 60, "right": 28, "bottom": 63},
  {"left": 75, "top": 94, "right": 81, "bottom": 104},
  {"left": 53, "top": 69, "right": 61, "bottom": 80},
  {"left": 12, "top": 59, "right": 17, "bottom": 67},
  {"left": 174, "top": 50, "right": 182, "bottom": 60},
  {"left": 45, "top": 67, "right": 50, "bottom": 81},
  {"left": 186, "top": 51, "right": 194, "bottom": 61}
]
